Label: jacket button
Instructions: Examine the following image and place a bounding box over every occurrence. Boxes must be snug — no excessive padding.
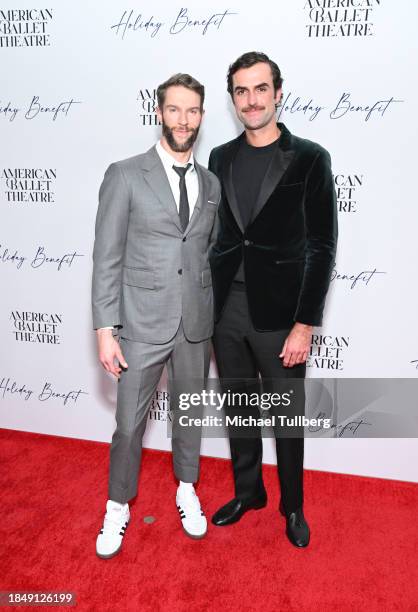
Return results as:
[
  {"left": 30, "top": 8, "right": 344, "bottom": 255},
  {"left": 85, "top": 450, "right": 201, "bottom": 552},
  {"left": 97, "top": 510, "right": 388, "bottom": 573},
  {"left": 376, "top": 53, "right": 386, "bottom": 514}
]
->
[
  {"left": 182, "top": 237, "right": 186, "bottom": 242},
  {"left": 244, "top": 240, "right": 252, "bottom": 246},
  {"left": 178, "top": 269, "right": 182, "bottom": 275}
]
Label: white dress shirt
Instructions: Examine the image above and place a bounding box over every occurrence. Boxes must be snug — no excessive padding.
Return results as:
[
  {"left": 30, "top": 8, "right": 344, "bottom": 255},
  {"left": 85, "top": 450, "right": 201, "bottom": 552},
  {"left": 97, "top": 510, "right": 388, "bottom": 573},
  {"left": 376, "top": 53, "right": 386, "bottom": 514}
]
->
[
  {"left": 99, "top": 141, "right": 199, "bottom": 330},
  {"left": 156, "top": 139, "right": 199, "bottom": 214}
]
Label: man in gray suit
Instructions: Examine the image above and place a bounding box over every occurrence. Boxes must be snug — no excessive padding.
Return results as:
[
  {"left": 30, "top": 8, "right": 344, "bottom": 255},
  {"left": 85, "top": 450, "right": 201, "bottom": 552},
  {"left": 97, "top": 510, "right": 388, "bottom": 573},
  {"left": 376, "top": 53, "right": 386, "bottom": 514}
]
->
[{"left": 92, "top": 73, "right": 220, "bottom": 558}]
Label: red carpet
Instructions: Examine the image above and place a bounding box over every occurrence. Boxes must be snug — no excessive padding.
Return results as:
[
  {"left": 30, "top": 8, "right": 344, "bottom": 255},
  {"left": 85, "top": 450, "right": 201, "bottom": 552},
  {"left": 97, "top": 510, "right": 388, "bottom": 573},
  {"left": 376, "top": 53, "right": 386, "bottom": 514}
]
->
[{"left": 0, "top": 428, "right": 417, "bottom": 612}]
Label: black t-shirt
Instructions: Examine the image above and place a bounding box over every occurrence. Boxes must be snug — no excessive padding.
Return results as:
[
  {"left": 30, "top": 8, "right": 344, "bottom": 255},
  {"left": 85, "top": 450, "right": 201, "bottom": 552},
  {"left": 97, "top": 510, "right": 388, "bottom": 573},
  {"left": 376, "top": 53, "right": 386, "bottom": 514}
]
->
[
  {"left": 232, "top": 137, "right": 279, "bottom": 281},
  {"left": 232, "top": 137, "right": 279, "bottom": 230}
]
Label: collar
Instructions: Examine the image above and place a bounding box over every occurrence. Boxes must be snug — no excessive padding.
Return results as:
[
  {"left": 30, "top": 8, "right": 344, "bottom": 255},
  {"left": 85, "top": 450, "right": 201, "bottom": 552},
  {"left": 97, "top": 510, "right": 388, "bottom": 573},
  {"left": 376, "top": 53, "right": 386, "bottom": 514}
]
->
[
  {"left": 156, "top": 140, "right": 195, "bottom": 172},
  {"left": 236, "top": 122, "right": 293, "bottom": 152}
]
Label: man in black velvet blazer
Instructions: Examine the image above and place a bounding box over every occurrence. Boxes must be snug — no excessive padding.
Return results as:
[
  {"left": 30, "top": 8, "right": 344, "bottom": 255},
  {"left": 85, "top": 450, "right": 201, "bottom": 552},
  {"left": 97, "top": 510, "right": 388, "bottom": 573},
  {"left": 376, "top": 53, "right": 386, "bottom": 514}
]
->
[{"left": 209, "top": 52, "right": 338, "bottom": 547}]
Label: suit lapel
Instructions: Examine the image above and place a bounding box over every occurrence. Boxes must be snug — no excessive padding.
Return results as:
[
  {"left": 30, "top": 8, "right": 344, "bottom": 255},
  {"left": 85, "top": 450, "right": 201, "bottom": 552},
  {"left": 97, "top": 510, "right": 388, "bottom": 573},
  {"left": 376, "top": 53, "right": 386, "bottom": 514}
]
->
[
  {"left": 142, "top": 146, "right": 183, "bottom": 233},
  {"left": 250, "top": 143, "right": 295, "bottom": 224},
  {"left": 221, "top": 125, "right": 296, "bottom": 232},
  {"left": 222, "top": 135, "right": 245, "bottom": 234},
  {"left": 184, "top": 162, "right": 205, "bottom": 237}
]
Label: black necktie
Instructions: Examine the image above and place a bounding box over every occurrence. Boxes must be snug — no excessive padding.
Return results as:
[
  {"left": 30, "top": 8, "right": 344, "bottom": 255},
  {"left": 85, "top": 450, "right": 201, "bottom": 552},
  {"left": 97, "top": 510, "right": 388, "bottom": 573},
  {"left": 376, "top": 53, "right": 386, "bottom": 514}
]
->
[{"left": 172, "top": 164, "right": 191, "bottom": 232}]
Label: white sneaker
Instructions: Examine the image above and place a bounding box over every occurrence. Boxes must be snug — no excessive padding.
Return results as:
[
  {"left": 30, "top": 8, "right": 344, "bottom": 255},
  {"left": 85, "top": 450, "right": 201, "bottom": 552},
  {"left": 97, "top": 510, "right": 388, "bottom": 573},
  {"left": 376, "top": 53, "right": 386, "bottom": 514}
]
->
[
  {"left": 96, "top": 500, "right": 130, "bottom": 559},
  {"left": 176, "top": 486, "right": 207, "bottom": 539}
]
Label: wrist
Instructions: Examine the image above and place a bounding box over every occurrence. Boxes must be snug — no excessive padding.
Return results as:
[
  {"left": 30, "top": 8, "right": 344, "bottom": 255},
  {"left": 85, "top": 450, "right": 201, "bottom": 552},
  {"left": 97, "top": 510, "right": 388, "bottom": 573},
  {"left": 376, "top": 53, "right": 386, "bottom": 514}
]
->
[
  {"left": 294, "top": 322, "right": 313, "bottom": 332},
  {"left": 97, "top": 327, "right": 114, "bottom": 335}
]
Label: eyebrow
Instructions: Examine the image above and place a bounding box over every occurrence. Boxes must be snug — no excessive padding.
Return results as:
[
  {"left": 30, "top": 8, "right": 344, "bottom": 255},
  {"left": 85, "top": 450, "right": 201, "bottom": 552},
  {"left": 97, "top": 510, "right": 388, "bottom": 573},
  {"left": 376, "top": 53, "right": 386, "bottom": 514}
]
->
[
  {"left": 165, "top": 104, "right": 201, "bottom": 111},
  {"left": 234, "top": 82, "right": 270, "bottom": 92}
]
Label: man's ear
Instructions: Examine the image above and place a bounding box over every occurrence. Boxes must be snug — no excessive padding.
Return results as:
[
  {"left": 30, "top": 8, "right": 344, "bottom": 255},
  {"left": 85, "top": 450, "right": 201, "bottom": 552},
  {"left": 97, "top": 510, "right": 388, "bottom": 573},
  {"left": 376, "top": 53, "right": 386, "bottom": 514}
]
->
[
  {"left": 274, "top": 88, "right": 283, "bottom": 109},
  {"left": 156, "top": 106, "right": 162, "bottom": 123}
]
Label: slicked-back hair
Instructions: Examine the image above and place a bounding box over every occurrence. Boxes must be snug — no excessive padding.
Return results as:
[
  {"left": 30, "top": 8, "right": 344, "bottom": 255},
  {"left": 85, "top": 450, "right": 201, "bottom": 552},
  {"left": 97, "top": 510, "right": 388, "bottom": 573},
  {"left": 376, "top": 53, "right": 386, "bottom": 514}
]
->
[
  {"left": 227, "top": 51, "right": 283, "bottom": 97},
  {"left": 157, "top": 73, "right": 205, "bottom": 110}
]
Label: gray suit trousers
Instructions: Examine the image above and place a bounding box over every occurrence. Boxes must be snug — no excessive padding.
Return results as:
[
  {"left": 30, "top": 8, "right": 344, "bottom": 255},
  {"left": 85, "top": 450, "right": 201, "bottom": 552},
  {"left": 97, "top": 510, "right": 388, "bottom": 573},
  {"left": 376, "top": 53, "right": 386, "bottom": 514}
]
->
[{"left": 108, "top": 320, "right": 211, "bottom": 504}]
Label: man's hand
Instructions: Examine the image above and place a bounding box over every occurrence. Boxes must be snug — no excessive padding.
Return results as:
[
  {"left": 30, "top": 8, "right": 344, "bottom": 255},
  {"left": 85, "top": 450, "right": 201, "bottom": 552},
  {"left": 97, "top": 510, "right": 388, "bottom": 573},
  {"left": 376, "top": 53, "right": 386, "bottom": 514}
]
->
[
  {"left": 279, "top": 323, "right": 313, "bottom": 368},
  {"left": 96, "top": 328, "right": 128, "bottom": 379}
]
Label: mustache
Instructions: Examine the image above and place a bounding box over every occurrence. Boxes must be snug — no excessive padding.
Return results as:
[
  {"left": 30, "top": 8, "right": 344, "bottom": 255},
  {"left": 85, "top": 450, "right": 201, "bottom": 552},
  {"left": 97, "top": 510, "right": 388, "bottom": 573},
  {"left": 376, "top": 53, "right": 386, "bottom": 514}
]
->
[
  {"left": 171, "top": 126, "right": 196, "bottom": 133},
  {"left": 242, "top": 105, "right": 265, "bottom": 112}
]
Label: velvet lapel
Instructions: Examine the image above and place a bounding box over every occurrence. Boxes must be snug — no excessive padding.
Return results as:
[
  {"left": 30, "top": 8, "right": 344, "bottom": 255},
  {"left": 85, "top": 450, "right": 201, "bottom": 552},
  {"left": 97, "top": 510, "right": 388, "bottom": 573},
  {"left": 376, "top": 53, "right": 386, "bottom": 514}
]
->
[
  {"left": 222, "top": 134, "right": 245, "bottom": 234},
  {"left": 250, "top": 124, "right": 295, "bottom": 224}
]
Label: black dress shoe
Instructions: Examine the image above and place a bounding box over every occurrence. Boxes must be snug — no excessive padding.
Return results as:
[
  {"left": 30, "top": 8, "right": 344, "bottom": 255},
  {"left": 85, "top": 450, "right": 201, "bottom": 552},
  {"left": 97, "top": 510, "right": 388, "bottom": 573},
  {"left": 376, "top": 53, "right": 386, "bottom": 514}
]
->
[
  {"left": 212, "top": 495, "right": 267, "bottom": 526},
  {"left": 279, "top": 503, "right": 310, "bottom": 547}
]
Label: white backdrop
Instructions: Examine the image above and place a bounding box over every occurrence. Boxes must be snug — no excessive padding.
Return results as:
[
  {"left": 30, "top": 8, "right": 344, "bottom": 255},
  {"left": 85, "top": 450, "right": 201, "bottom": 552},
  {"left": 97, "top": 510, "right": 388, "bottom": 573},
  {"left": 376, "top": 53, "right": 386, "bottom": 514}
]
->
[{"left": 1, "top": 0, "right": 418, "bottom": 482}]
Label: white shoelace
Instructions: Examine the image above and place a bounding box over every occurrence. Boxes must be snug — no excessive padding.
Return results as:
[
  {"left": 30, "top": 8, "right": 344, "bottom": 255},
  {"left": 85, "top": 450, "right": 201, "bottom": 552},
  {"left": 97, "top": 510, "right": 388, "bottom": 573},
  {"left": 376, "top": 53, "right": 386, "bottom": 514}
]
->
[
  {"left": 102, "top": 509, "right": 128, "bottom": 536},
  {"left": 178, "top": 490, "right": 204, "bottom": 523}
]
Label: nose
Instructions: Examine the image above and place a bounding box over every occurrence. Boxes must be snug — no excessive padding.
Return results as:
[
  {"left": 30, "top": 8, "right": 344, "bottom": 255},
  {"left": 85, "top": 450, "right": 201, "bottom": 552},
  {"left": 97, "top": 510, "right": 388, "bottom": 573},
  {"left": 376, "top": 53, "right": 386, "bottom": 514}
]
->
[
  {"left": 247, "top": 89, "right": 257, "bottom": 107},
  {"left": 178, "top": 110, "right": 188, "bottom": 125}
]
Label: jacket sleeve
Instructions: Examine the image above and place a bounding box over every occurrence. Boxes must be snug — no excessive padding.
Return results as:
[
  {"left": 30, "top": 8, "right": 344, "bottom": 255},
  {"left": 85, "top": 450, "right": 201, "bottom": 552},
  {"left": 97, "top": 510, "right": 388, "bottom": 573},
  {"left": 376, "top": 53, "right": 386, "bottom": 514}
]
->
[
  {"left": 208, "top": 148, "right": 221, "bottom": 179},
  {"left": 208, "top": 174, "right": 221, "bottom": 255},
  {"left": 91, "top": 163, "right": 130, "bottom": 329},
  {"left": 294, "top": 148, "right": 338, "bottom": 326},
  {"left": 208, "top": 194, "right": 221, "bottom": 252}
]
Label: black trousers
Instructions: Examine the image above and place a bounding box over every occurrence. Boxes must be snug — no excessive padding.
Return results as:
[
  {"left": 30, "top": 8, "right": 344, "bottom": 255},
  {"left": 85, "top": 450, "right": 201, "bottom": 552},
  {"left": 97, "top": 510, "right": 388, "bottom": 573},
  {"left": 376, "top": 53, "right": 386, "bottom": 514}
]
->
[{"left": 213, "top": 282, "right": 305, "bottom": 515}]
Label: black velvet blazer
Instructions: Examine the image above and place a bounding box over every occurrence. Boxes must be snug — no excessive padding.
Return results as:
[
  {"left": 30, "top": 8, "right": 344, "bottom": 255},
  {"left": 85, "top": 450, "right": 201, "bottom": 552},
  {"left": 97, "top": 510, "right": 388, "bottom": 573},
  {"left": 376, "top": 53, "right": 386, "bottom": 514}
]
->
[{"left": 208, "top": 123, "right": 338, "bottom": 330}]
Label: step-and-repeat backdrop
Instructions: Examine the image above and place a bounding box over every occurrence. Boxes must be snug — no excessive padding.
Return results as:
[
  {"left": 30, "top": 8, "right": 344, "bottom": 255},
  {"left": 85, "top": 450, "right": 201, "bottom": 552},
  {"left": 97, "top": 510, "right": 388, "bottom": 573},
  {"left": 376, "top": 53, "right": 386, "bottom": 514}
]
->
[{"left": 1, "top": 0, "right": 417, "bottom": 481}]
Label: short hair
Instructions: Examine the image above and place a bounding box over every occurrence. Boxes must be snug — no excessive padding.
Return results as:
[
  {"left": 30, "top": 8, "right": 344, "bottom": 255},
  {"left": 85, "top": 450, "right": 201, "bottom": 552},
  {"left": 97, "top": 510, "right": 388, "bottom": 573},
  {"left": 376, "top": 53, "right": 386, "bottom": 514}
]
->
[
  {"left": 227, "top": 51, "right": 283, "bottom": 97},
  {"left": 157, "top": 73, "right": 205, "bottom": 110}
]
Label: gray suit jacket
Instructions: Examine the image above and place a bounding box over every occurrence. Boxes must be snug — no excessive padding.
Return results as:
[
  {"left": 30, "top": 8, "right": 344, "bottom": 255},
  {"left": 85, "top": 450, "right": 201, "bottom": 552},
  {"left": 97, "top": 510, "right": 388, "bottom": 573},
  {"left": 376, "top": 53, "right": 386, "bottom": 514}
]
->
[{"left": 92, "top": 145, "right": 221, "bottom": 343}]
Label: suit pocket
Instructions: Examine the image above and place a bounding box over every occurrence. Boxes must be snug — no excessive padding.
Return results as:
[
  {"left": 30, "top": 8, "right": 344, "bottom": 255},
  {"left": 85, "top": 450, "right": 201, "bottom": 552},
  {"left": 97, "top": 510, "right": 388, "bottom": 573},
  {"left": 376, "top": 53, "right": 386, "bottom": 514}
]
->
[
  {"left": 275, "top": 181, "right": 304, "bottom": 193},
  {"left": 123, "top": 266, "right": 155, "bottom": 289},
  {"left": 274, "top": 257, "right": 306, "bottom": 265},
  {"left": 201, "top": 268, "right": 212, "bottom": 287},
  {"left": 271, "top": 182, "right": 305, "bottom": 211},
  {"left": 205, "top": 201, "right": 218, "bottom": 219}
]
